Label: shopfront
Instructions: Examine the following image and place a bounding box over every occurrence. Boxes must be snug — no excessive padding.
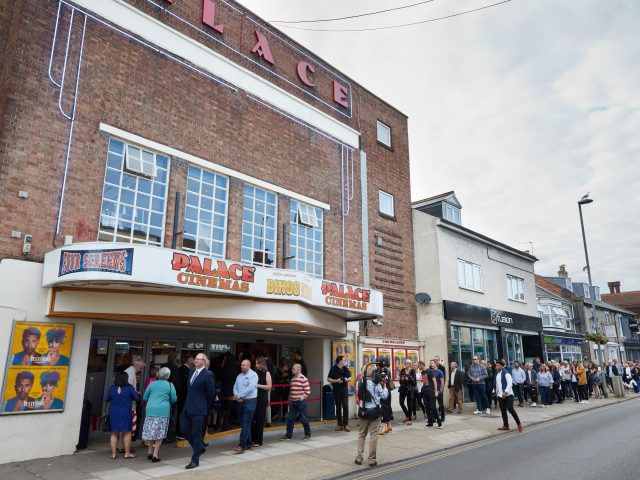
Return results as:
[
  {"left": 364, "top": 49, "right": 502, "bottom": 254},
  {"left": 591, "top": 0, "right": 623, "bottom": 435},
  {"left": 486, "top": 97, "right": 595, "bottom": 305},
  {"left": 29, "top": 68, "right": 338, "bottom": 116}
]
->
[{"left": 542, "top": 334, "right": 585, "bottom": 362}]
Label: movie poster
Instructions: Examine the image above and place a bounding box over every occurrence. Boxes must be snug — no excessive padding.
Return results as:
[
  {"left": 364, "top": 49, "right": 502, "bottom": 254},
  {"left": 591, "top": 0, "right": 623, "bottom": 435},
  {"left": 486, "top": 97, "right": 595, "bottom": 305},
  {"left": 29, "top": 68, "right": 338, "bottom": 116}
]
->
[
  {"left": 332, "top": 340, "right": 356, "bottom": 394},
  {"left": 362, "top": 347, "right": 377, "bottom": 366},
  {"left": 392, "top": 349, "right": 406, "bottom": 381},
  {"left": 377, "top": 348, "right": 392, "bottom": 378},
  {"left": 1, "top": 321, "right": 74, "bottom": 415},
  {"left": 406, "top": 349, "right": 419, "bottom": 365}
]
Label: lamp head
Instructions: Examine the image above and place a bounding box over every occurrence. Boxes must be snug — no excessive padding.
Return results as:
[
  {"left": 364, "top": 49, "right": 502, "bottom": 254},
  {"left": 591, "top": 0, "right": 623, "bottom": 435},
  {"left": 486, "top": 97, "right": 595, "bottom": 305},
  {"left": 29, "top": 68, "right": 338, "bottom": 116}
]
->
[{"left": 578, "top": 193, "right": 593, "bottom": 205}]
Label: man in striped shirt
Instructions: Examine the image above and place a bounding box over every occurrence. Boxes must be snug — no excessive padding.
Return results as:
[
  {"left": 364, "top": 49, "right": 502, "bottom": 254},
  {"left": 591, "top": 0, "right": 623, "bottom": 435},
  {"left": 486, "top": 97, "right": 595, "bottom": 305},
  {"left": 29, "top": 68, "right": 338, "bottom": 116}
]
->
[{"left": 279, "top": 363, "right": 311, "bottom": 440}]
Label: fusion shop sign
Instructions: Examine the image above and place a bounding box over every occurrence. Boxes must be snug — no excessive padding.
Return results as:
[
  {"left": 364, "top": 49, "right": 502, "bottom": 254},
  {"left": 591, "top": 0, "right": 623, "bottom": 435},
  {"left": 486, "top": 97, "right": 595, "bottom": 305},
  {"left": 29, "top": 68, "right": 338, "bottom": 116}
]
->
[{"left": 43, "top": 243, "right": 383, "bottom": 317}]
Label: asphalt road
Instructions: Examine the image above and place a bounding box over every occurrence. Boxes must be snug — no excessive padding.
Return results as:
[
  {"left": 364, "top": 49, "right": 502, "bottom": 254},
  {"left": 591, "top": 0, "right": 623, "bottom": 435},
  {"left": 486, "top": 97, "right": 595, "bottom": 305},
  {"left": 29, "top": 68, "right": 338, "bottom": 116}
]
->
[{"left": 339, "top": 398, "right": 640, "bottom": 480}]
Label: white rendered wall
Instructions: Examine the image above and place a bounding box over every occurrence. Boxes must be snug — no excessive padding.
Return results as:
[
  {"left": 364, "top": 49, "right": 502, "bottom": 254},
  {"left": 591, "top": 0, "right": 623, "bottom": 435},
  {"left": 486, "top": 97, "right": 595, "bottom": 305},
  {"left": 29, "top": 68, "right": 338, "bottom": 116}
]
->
[{"left": 0, "top": 260, "right": 92, "bottom": 463}]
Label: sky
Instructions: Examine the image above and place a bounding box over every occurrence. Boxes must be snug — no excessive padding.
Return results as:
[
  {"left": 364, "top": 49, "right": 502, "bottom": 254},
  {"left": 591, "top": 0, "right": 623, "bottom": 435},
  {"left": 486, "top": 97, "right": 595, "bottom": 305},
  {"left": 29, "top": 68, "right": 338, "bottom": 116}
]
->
[{"left": 236, "top": 0, "right": 640, "bottom": 293}]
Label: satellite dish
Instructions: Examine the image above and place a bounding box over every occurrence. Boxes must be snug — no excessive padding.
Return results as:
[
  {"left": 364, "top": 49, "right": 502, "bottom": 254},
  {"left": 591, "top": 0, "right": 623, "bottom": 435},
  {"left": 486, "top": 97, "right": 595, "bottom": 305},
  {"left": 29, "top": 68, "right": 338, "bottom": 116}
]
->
[{"left": 415, "top": 292, "right": 431, "bottom": 304}]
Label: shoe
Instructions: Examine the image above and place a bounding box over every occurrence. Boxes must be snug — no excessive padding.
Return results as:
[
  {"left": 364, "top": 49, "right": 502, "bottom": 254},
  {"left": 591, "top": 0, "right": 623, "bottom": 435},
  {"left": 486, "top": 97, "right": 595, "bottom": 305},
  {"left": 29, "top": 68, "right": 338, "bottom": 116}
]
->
[
  {"left": 406, "top": 421, "right": 412, "bottom": 425},
  {"left": 343, "top": 426, "right": 351, "bottom": 432},
  {"left": 517, "top": 424, "right": 523, "bottom": 433},
  {"left": 278, "top": 436, "right": 291, "bottom": 441},
  {"left": 185, "top": 462, "right": 198, "bottom": 469},
  {"left": 518, "top": 403, "right": 523, "bottom": 407},
  {"left": 486, "top": 408, "right": 491, "bottom": 414},
  {"left": 202, "top": 441, "right": 209, "bottom": 447},
  {"left": 387, "top": 425, "right": 393, "bottom": 432},
  {"left": 378, "top": 428, "right": 386, "bottom": 436},
  {"left": 124, "top": 454, "right": 136, "bottom": 459},
  {"left": 446, "top": 409, "right": 453, "bottom": 414},
  {"left": 303, "top": 435, "right": 311, "bottom": 440},
  {"left": 530, "top": 402, "right": 537, "bottom": 407},
  {"left": 584, "top": 401, "right": 589, "bottom": 404},
  {"left": 498, "top": 426, "right": 510, "bottom": 431},
  {"left": 369, "top": 461, "right": 378, "bottom": 467},
  {"left": 437, "top": 423, "right": 443, "bottom": 429},
  {"left": 234, "top": 447, "right": 244, "bottom": 454},
  {"left": 473, "top": 410, "right": 481, "bottom": 415},
  {"left": 457, "top": 411, "right": 462, "bottom": 415},
  {"left": 152, "top": 457, "right": 161, "bottom": 463},
  {"left": 335, "top": 426, "right": 343, "bottom": 431},
  {"left": 252, "top": 443, "right": 261, "bottom": 448},
  {"left": 355, "top": 458, "right": 363, "bottom": 465},
  {"left": 425, "top": 423, "right": 433, "bottom": 428},
  {"left": 147, "top": 453, "right": 153, "bottom": 460}
]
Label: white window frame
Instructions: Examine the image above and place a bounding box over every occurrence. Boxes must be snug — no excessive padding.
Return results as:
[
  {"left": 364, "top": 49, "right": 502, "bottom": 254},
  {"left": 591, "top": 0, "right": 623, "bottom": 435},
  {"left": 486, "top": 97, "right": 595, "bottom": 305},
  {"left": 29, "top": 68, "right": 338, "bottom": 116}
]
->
[
  {"left": 563, "top": 305, "right": 574, "bottom": 331},
  {"left": 507, "top": 274, "right": 525, "bottom": 302},
  {"left": 457, "top": 259, "right": 482, "bottom": 292},
  {"left": 125, "top": 144, "right": 157, "bottom": 178},
  {"left": 444, "top": 204, "right": 461, "bottom": 224},
  {"left": 297, "top": 203, "right": 318, "bottom": 228},
  {"left": 376, "top": 120, "right": 391, "bottom": 147},
  {"left": 583, "top": 285, "right": 590, "bottom": 299},
  {"left": 289, "top": 199, "right": 324, "bottom": 278},
  {"left": 378, "top": 190, "right": 395, "bottom": 217},
  {"left": 539, "top": 304, "right": 552, "bottom": 327},
  {"left": 241, "top": 185, "right": 278, "bottom": 268}
]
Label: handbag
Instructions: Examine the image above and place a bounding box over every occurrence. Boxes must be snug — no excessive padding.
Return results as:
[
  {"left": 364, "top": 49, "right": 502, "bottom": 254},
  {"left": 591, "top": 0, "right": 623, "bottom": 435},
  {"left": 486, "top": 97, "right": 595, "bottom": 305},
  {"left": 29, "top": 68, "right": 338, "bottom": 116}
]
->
[
  {"left": 101, "top": 414, "right": 110, "bottom": 432},
  {"left": 386, "top": 378, "right": 396, "bottom": 391},
  {"left": 357, "top": 405, "right": 381, "bottom": 420}
]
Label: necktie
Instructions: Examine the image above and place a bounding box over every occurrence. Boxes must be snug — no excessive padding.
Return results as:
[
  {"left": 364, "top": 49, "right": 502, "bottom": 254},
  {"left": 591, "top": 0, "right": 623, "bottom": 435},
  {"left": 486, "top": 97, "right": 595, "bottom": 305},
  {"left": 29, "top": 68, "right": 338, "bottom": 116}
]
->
[{"left": 191, "top": 369, "right": 199, "bottom": 385}]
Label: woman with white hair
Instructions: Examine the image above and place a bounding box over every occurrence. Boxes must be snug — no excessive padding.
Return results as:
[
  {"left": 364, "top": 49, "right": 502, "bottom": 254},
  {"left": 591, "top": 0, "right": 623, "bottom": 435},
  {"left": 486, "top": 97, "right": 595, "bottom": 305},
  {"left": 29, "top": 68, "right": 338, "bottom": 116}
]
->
[{"left": 142, "top": 366, "right": 177, "bottom": 462}]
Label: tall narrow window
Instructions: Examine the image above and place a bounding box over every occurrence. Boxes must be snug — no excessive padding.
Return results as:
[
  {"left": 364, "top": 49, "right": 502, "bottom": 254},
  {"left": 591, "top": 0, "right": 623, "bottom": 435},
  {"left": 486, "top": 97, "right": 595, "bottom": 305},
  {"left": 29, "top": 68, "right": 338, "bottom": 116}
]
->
[
  {"left": 241, "top": 185, "right": 277, "bottom": 267},
  {"left": 289, "top": 200, "right": 323, "bottom": 277},
  {"left": 378, "top": 190, "right": 395, "bottom": 217},
  {"left": 183, "top": 166, "right": 228, "bottom": 257},
  {"left": 507, "top": 275, "right": 525, "bottom": 301},
  {"left": 98, "top": 138, "right": 169, "bottom": 246},
  {"left": 376, "top": 120, "right": 391, "bottom": 147}
]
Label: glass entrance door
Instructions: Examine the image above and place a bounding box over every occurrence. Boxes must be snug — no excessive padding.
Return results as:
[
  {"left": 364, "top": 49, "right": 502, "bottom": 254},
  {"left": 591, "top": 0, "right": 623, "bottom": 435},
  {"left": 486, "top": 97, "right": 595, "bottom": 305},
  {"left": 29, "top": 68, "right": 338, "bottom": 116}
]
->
[{"left": 85, "top": 338, "right": 110, "bottom": 434}]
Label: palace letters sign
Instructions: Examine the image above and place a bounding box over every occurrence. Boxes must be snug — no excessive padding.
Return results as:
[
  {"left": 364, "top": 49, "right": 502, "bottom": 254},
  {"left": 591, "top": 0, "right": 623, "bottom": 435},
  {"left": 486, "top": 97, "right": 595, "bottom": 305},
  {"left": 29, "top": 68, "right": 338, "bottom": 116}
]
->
[{"left": 43, "top": 243, "right": 382, "bottom": 318}]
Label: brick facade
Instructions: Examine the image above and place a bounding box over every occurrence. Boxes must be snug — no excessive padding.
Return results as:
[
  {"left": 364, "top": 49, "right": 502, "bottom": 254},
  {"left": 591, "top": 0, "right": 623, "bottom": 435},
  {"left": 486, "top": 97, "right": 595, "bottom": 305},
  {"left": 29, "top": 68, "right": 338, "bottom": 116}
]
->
[{"left": 0, "top": 0, "right": 416, "bottom": 338}]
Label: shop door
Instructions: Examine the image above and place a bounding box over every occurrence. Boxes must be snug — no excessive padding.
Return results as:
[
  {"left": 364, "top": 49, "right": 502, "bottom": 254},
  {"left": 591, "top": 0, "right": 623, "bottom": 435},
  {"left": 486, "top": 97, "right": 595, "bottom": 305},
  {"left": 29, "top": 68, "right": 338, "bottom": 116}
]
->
[
  {"left": 112, "top": 339, "right": 145, "bottom": 390},
  {"left": 85, "top": 338, "right": 110, "bottom": 434}
]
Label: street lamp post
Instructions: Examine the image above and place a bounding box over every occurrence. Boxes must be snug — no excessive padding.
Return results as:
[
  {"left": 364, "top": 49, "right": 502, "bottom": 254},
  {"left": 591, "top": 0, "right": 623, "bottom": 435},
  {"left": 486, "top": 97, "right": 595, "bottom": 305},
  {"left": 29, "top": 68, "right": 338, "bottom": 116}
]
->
[{"left": 577, "top": 194, "right": 608, "bottom": 397}]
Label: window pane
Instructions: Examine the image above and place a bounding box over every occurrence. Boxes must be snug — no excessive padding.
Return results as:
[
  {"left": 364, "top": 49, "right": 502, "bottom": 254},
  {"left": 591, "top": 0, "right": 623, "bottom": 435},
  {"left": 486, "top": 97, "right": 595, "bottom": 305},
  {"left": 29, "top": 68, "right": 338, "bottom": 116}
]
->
[{"left": 242, "top": 185, "right": 277, "bottom": 266}]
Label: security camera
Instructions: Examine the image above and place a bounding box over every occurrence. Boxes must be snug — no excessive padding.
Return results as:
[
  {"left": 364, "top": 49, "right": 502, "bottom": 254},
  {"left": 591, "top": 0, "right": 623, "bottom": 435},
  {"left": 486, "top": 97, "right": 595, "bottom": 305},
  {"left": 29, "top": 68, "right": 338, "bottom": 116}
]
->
[{"left": 371, "top": 318, "right": 382, "bottom": 326}]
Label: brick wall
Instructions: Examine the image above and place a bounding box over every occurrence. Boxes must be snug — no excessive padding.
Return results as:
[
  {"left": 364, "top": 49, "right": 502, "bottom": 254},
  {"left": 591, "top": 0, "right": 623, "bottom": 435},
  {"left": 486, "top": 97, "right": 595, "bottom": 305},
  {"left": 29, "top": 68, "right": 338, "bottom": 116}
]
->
[{"left": 0, "top": 0, "right": 416, "bottom": 338}]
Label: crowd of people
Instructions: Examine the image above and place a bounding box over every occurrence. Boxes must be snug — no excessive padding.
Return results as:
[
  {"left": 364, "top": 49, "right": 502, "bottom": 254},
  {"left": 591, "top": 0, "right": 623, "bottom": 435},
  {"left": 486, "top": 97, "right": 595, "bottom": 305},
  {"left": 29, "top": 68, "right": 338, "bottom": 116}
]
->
[{"left": 104, "top": 350, "right": 310, "bottom": 469}]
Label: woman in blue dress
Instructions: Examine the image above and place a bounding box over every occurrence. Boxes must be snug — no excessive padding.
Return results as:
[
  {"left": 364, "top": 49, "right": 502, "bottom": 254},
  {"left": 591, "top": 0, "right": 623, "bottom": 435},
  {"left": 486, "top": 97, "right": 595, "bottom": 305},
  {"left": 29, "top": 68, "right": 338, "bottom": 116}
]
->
[
  {"left": 35, "top": 371, "right": 64, "bottom": 410},
  {"left": 106, "top": 371, "right": 139, "bottom": 459}
]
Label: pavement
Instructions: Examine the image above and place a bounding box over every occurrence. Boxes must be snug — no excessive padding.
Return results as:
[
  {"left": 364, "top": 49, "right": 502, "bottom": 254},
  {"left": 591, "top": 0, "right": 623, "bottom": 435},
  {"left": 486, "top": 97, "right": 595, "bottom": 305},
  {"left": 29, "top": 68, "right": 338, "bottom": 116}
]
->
[{"left": 2, "top": 393, "right": 639, "bottom": 480}]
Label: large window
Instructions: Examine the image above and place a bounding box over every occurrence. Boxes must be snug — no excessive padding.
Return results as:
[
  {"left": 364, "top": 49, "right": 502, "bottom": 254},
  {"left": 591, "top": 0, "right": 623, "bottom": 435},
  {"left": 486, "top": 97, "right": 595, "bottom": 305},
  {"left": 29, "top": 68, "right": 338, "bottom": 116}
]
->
[
  {"left": 457, "top": 259, "right": 482, "bottom": 292},
  {"left": 507, "top": 275, "right": 525, "bottom": 301},
  {"left": 289, "top": 199, "right": 323, "bottom": 277},
  {"left": 99, "top": 138, "right": 169, "bottom": 246},
  {"left": 539, "top": 303, "right": 568, "bottom": 329},
  {"left": 444, "top": 204, "right": 461, "bottom": 224},
  {"left": 183, "top": 166, "right": 228, "bottom": 257},
  {"left": 242, "top": 185, "right": 277, "bottom": 267}
]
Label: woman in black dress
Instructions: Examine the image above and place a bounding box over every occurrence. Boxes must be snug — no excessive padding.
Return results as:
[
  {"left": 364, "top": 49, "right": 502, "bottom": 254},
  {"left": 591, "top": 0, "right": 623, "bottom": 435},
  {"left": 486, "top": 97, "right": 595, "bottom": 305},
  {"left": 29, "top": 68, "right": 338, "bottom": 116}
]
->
[{"left": 251, "top": 357, "right": 272, "bottom": 446}]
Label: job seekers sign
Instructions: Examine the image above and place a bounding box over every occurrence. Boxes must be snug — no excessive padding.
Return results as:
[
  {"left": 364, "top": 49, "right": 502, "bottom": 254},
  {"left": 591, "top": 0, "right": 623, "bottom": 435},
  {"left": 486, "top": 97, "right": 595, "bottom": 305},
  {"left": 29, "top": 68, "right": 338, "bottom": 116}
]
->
[{"left": 43, "top": 243, "right": 383, "bottom": 317}]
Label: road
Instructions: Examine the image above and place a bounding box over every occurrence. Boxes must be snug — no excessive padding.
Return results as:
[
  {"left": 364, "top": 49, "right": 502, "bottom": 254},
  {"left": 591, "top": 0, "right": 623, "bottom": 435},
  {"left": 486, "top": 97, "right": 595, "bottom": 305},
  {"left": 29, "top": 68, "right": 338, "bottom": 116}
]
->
[{"left": 339, "top": 399, "right": 640, "bottom": 480}]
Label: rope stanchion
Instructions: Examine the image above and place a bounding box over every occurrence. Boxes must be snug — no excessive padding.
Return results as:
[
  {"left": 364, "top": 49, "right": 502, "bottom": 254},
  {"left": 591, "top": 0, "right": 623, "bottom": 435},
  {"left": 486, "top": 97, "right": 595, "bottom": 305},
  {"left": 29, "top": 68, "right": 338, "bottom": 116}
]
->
[{"left": 267, "top": 381, "right": 322, "bottom": 406}]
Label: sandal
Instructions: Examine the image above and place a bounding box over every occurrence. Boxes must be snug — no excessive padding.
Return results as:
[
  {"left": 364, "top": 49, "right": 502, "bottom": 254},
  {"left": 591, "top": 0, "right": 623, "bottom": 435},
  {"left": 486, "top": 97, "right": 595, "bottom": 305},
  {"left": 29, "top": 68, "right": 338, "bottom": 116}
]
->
[{"left": 124, "top": 454, "right": 137, "bottom": 459}]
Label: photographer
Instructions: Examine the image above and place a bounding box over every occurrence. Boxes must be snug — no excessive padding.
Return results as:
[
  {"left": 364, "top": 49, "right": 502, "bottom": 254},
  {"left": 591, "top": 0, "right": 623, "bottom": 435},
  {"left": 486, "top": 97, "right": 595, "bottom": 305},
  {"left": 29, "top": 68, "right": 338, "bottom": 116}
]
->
[
  {"left": 399, "top": 360, "right": 416, "bottom": 425},
  {"left": 327, "top": 355, "right": 352, "bottom": 432},
  {"left": 355, "top": 363, "right": 388, "bottom": 468}
]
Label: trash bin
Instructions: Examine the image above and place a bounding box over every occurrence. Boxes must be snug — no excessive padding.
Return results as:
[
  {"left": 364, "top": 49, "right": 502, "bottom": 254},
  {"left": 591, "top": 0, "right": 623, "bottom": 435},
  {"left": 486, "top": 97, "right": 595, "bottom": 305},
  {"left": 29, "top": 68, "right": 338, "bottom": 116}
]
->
[
  {"left": 76, "top": 400, "right": 91, "bottom": 450},
  {"left": 612, "top": 375, "right": 625, "bottom": 398},
  {"left": 322, "top": 385, "right": 335, "bottom": 421}
]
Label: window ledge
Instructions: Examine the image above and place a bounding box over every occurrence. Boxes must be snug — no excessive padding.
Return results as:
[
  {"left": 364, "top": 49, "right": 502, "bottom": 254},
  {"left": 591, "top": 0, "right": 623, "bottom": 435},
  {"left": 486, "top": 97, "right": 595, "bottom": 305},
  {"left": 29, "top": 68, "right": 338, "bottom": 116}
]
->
[
  {"left": 378, "top": 211, "right": 397, "bottom": 222},
  {"left": 508, "top": 298, "right": 526, "bottom": 304},
  {"left": 459, "top": 286, "right": 484, "bottom": 294},
  {"left": 377, "top": 140, "right": 394, "bottom": 152}
]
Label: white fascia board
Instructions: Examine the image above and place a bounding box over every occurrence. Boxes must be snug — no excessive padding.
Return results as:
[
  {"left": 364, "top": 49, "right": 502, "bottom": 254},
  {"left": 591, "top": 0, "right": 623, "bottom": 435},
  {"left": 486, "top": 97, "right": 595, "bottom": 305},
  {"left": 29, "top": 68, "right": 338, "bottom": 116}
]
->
[
  {"left": 71, "top": 0, "right": 360, "bottom": 148},
  {"left": 100, "top": 123, "right": 330, "bottom": 210}
]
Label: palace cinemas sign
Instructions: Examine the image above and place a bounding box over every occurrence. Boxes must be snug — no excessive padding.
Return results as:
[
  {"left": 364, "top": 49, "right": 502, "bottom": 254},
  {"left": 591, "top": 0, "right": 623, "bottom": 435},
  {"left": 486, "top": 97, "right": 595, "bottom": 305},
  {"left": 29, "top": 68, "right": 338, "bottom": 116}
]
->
[{"left": 443, "top": 300, "right": 543, "bottom": 332}]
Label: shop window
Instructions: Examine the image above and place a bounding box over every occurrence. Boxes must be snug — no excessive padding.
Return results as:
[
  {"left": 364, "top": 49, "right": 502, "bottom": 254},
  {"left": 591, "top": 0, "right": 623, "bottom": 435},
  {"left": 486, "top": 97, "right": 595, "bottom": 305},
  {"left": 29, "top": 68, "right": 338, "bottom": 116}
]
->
[
  {"left": 376, "top": 120, "right": 391, "bottom": 147},
  {"left": 242, "top": 185, "right": 277, "bottom": 267},
  {"left": 507, "top": 275, "right": 525, "bottom": 301},
  {"left": 457, "top": 259, "right": 482, "bottom": 292},
  {"left": 289, "top": 199, "right": 323, "bottom": 278},
  {"left": 183, "top": 166, "right": 228, "bottom": 258},
  {"left": 98, "top": 137, "right": 169, "bottom": 246},
  {"left": 378, "top": 190, "right": 395, "bottom": 217}
]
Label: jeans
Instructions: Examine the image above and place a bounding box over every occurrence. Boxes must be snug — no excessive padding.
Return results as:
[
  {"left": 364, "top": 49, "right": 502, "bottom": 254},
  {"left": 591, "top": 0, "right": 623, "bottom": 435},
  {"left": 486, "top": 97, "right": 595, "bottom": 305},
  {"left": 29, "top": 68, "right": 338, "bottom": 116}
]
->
[
  {"left": 498, "top": 395, "right": 521, "bottom": 427},
  {"left": 399, "top": 388, "right": 414, "bottom": 419},
  {"left": 471, "top": 383, "right": 489, "bottom": 411},
  {"left": 526, "top": 385, "right": 538, "bottom": 404},
  {"left": 334, "top": 390, "right": 349, "bottom": 427},
  {"left": 512, "top": 383, "right": 524, "bottom": 405},
  {"left": 539, "top": 385, "right": 551, "bottom": 405},
  {"left": 237, "top": 398, "right": 257, "bottom": 448},
  {"left": 285, "top": 400, "right": 310, "bottom": 438}
]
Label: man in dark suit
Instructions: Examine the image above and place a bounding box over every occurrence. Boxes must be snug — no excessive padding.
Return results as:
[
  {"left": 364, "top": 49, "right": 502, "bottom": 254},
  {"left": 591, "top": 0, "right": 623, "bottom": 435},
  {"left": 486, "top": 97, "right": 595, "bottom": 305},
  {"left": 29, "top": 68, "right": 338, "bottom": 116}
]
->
[
  {"left": 446, "top": 361, "right": 464, "bottom": 414},
  {"left": 181, "top": 353, "right": 215, "bottom": 469},
  {"left": 524, "top": 362, "right": 538, "bottom": 407},
  {"left": 177, "top": 355, "right": 194, "bottom": 439}
]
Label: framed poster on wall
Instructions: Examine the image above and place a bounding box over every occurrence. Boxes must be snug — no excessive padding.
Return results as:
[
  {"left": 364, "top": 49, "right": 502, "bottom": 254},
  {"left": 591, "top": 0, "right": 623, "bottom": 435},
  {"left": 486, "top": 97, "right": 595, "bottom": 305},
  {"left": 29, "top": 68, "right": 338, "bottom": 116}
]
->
[
  {"left": 392, "top": 349, "right": 406, "bottom": 381},
  {"left": 332, "top": 340, "right": 356, "bottom": 394},
  {"left": 2, "top": 321, "right": 74, "bottom": 414}
]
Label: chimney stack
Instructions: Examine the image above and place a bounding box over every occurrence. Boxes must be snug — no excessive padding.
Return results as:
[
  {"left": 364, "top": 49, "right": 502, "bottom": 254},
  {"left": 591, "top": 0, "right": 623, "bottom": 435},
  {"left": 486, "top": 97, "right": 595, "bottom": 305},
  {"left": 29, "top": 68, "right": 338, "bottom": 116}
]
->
[
  {"left": 607, "top": 281, "right": 621, "bottom": 294},
  {"left": 558, "top": 265, "right": 568, "bottom": 278}
]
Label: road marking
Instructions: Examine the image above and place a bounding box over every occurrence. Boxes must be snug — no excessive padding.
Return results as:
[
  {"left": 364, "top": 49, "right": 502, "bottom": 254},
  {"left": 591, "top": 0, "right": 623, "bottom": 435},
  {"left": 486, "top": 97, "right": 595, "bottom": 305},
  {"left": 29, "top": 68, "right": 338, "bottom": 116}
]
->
[{"left": 351, "top": 400, "right": 633, "bottom": 479}]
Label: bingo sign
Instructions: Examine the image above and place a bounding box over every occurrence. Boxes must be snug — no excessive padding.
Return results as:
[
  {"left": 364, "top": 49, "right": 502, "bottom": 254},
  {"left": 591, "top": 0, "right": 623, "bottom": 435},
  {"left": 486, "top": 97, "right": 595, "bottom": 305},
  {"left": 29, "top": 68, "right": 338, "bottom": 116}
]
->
[
  {"left": 59, "top": 248, "right": 133, "bottom": 277},
  {"left": 1, "top": 321, "right": 74, "bottom": 415}
]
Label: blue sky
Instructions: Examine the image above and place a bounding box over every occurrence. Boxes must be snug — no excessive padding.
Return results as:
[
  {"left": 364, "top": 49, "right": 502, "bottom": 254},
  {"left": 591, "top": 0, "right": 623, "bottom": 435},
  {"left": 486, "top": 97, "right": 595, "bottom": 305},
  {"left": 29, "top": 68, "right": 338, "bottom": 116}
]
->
[{"left": 237, "top": 0, "right": 640, "bottom": 292}]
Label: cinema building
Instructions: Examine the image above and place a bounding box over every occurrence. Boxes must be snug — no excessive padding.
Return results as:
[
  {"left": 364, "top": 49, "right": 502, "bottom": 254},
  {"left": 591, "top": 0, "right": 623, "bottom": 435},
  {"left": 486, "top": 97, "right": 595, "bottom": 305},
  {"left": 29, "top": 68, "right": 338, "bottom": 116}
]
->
[{"left": 0, "top": 0, "right": 416, "bottom": 462}]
